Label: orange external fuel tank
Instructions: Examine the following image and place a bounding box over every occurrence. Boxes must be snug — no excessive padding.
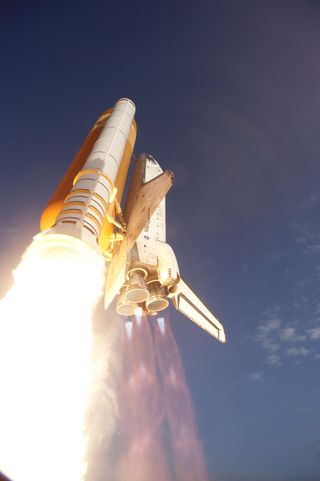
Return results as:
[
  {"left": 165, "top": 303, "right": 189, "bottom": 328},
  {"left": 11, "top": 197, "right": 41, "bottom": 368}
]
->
[{"left": 40, "top": 105, "right": 137, "bottom": 253}]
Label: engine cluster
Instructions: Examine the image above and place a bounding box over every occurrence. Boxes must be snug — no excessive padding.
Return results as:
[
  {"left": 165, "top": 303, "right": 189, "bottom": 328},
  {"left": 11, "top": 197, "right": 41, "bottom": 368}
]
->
[{"left": 116, "top": 243, "right": 180, "bottom": 317}]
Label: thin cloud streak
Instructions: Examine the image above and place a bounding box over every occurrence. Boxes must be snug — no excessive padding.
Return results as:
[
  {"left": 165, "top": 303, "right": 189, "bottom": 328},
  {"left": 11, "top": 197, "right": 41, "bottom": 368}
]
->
[{"left": 286, "top": 347, "right": 310, "bottom": 357}]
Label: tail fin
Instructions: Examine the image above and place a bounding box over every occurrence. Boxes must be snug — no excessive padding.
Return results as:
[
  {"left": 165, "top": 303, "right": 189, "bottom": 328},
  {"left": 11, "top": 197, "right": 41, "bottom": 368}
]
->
[{"left": 172, "top": 279, "right": 226, "bottom": 343}]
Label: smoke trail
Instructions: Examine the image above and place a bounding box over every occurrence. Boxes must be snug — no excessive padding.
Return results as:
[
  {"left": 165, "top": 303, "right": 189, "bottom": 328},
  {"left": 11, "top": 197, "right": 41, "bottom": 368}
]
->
[
  {"left": 115, "top": 315, "right": 171, "bottom": 481},
  {"left": 84, "top": 310, "right": 123, "bottom": 481},
  {"left": 154, "top": 316, "right": 209, "bottom": 481}
]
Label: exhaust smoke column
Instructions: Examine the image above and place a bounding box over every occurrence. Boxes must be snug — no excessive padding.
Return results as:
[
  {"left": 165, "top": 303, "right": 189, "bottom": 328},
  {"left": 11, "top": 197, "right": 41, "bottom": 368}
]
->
[{"left": 0, "top": 234, "right": 106, "bottom": 481}]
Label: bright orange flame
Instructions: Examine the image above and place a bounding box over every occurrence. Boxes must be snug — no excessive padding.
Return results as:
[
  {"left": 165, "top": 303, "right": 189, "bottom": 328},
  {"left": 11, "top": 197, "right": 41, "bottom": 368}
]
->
[{"left": 0, "top": 233, "right": 105, "bottom": 481}]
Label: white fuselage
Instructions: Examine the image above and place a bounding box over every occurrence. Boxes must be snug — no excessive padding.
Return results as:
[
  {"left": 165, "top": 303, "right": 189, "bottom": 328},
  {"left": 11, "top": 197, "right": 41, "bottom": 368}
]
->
[{"left": 135, "top": 157, "right": 166, "bottom": 266}]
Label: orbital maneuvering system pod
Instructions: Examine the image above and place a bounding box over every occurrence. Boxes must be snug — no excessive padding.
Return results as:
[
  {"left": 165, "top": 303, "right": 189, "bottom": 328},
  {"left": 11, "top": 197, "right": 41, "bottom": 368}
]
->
[{"left": 40, "top": 98, "right": 225, "bottom": 342}]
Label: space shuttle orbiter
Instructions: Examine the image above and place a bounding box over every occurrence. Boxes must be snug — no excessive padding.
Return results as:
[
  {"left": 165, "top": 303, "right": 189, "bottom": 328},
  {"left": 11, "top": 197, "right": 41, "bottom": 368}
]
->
[
  {"left": 40, "top": 98, "right": 225, "bottom": 343},
  {"left": 105, "top": 153, "right": 225, "bottom": 342}
]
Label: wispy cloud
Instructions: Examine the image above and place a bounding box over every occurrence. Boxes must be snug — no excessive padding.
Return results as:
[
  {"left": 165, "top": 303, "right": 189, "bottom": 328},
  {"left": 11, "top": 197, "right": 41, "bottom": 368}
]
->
[
  {"left": 294, "top": 223, "right": 320, "bottom": 255},
  {"left": 279, "top": 327, "right": 306, "bottom": 342},
  {"left": 265, "top": 354, "right": 281, "bottom": 367},
  {"left": 248, "top": 371, "right": 264, "bottom": 382},
  {"left": 259, "top": 319, "right": 281, "bottom": 333},
  {"left": 295, "top": 223, "right": 316, "bottom": 246},
  {"left": 308, "top": 327, "right": 320, "bottom": 340},
  {"left": 254, "top": 314, "right": 318, "bottom": 368},
  {"left": 264, "top": 342, "right": 280, "bottom": 353},
  {"left": 254, "top": 319, "right": 282, "bottom": 367},
  {"left": 298, "top": 193, "right": 320, "bottom": 211},
  {"left": 304, "top": 244, "right": 320, "bottom": 254},
  {"left": 269, "top": 250, "right": 285, "bottom": 262},
  {"left": 286, "top": 347, "right": 310, "bottom": 357}
]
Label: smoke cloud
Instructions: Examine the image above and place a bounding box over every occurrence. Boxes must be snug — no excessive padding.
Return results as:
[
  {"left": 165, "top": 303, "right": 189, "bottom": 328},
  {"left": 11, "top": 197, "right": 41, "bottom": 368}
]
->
[{"left": 84, "top": 310, "right": 124, "bottom": 481}]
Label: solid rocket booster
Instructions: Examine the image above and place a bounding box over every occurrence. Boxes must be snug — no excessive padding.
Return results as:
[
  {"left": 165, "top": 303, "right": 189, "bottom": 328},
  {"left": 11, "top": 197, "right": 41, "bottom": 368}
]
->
[{"left": 40, "top": 98, "right": 136, "bottom": 253}]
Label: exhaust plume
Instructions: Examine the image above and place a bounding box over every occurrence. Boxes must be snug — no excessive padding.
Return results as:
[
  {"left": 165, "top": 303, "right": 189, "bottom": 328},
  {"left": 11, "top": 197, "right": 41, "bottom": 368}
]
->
[
  {"left": 0, "top": 234, "right": 105, "bottom": 481},
  {"left": 114, "top": 314, "right": 208, "bottom": 481},
  {"left": 115, "top": 316, "right": 170, "bottom": 481},
  {"left": 154, "top": 317, "right": 209, "bottom": 481}
]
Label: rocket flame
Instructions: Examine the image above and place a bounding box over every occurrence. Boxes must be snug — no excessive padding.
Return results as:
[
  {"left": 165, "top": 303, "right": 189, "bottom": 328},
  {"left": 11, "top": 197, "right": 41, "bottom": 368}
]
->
[
  {"left": 115, "top": 314, "right": 208, "bottom": 481},
  {"left": 0, "top": 233, "right": 105, "bottom": 481},
  {"left": 124, "top": 320, "right": 134, "bottom": 340},
  {"left": 134, "top": 307, "right": 143, "bottom": 326}
]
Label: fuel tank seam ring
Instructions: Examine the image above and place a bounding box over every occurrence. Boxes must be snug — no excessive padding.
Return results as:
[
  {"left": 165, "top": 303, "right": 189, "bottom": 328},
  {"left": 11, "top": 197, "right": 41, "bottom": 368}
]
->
[{"left": 73, "top": 169, "right": 117, "bottom": 202}]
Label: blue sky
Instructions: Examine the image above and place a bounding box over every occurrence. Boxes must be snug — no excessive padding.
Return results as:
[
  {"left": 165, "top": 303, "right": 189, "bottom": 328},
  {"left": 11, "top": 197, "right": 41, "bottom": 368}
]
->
[{"left": 0, "top": 1, "right": 320, "bottom": 480}]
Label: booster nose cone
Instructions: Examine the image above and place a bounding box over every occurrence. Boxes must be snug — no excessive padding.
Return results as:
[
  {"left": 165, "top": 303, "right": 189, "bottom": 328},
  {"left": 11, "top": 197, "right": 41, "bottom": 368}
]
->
[{"left": 126, "top": 271, "right": 149, "bottom": 303}]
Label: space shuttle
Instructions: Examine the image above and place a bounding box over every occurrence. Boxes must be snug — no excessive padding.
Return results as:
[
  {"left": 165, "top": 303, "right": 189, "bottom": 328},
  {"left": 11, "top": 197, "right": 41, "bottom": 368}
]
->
[{"left": 40, "top": 98, "right": 225, "bottom": 343}]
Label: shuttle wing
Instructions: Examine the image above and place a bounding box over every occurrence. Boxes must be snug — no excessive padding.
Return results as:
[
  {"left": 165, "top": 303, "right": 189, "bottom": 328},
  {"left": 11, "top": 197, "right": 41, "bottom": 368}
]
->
[
  {"left": 125, "top": 169, "right": 173, "bottom": 248},
  {"left": 172, "top": 279, "right": 226, "bottom": 343}
]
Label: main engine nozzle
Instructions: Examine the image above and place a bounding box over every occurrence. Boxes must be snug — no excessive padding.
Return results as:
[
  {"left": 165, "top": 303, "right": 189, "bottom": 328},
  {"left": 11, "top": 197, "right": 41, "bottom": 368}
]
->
[
  {"left": 126, "top": 269, "right": 149, "bottom": 303},
  {"left": 145, "top": 280, "right": 169, "bottom": 312},
  {"left": 116, "top": 286, "right": 137, "bottom": 316}
]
